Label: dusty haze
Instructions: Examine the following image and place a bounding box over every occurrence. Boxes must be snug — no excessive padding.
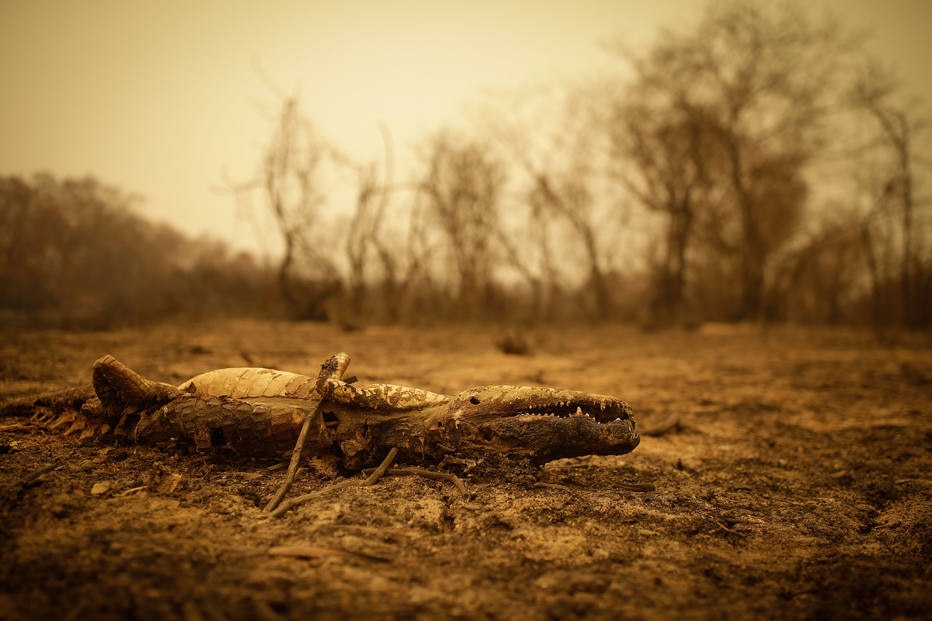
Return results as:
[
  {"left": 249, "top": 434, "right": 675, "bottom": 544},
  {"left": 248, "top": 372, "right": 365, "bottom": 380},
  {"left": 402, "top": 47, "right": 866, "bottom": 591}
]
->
[{"left": 1, "top": 0, "right": 929, "bottom": 258}]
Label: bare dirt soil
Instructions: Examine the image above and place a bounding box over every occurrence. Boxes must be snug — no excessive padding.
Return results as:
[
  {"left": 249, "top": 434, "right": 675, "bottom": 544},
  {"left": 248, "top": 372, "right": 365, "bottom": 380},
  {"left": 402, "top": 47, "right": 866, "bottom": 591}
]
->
[{"left": 0, "top": 321, "right": 929, "bottom": 620}]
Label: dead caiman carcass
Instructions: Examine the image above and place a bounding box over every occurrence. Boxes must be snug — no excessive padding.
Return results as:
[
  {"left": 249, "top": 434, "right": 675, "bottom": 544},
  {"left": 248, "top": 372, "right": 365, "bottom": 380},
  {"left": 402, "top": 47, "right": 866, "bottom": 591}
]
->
[{"left": 5, "top": 353, "right": 640, "bottom": 470}]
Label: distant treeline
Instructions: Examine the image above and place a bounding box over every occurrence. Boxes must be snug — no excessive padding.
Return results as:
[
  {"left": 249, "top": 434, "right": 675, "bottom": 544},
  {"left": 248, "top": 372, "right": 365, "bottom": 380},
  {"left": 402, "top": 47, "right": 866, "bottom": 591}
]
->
[{"left": 0, "top": 175, "right": 281, "bottom": 328}]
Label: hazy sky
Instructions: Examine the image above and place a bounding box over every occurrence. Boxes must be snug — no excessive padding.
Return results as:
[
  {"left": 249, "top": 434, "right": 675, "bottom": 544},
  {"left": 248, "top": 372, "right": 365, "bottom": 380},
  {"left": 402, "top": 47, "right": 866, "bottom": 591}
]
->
[{"left": 1, "top": 0, "right": 929, "bottom": 257}]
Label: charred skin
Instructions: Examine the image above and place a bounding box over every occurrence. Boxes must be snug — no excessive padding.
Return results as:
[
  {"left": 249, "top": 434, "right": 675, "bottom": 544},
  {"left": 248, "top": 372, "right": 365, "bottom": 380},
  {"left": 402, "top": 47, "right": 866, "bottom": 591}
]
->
[
  {"left": 132, "top": 395, "right": 310, "bottom": 456},
  {"left": 80, "top": 354, "right": 641, "bottom": 468},
  {"left": 337, "top": 386, "right": 639, "bottom": 468}
]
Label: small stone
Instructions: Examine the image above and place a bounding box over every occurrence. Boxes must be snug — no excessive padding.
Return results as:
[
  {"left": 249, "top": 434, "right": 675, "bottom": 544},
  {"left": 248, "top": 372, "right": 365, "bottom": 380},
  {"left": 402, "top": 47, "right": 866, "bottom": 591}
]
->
[{"left": 90, "top": 481, "right": 112, "bottom": 495}]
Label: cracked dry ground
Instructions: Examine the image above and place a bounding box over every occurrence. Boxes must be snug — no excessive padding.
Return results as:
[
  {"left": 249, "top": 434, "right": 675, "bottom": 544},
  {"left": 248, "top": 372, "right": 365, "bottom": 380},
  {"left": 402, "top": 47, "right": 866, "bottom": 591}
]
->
[{"left": 0, "top": 322, "right": 929, "bottom": 620}]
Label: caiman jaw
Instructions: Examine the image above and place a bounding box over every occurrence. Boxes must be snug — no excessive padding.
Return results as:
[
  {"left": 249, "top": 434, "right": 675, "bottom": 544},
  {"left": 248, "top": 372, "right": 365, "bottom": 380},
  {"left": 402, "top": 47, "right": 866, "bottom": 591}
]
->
[{"left": 452, "top": 387, "right": 633, "bottom": 424}]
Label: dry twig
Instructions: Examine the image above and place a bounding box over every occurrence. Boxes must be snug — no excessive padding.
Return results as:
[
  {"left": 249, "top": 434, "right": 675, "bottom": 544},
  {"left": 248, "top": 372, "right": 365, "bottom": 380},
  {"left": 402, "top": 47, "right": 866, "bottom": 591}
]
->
[
  {"left": 374, "top": 467, "right": 467, "bottom": 495},
  {"left": 267, "top": 448, "right": 399, "bottom": 518},
  {"left": 267, "top": 544, "right": 392, "bottom": 563},
  {"left": 18, "top": 464, "right": 57, "bottom": 486},
  {"left": 263, "top": 401, "right": 324, "bottom": 513},
  {"left": 641, "top": 413, "right": 680, "bottom": 437}
]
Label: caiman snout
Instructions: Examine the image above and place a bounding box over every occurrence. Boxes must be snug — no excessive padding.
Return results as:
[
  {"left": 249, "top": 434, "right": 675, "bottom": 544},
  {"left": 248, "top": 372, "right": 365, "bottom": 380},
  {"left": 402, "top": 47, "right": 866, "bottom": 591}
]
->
[
  {"left": 444, "top": 385, "right": 640, "bottom": 462},
  {"left": 450, "top": 386, "right": 634, "bottom": 424}
]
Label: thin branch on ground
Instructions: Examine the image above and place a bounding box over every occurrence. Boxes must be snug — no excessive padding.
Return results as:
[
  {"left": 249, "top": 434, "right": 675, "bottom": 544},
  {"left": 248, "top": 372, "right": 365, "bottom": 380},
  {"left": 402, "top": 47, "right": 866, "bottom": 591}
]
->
[
  {"left": 17, "top": 463, "right": 57, "bottom": 486},
  {"left": 268, "top": 448, "right": 399, "bottom": 518},
  {"left": 363, "top": 447, "right": 399, "bottom": 485},
  {"left": 263, "top": 401, "right": 323, "bottom": 513},
  {"left": 641, "top": 414, "right": 680, "bottom": 437},
  {"left": 374, "top": 466, "right": 467, "bottom": 496}
]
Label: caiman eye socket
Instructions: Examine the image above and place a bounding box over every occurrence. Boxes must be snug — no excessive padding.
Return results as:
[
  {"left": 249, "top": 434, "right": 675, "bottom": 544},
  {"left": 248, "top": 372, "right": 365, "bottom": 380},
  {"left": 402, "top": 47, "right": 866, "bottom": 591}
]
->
[{"left": 469, "top": 396, "right": 481, "bottom": 405}]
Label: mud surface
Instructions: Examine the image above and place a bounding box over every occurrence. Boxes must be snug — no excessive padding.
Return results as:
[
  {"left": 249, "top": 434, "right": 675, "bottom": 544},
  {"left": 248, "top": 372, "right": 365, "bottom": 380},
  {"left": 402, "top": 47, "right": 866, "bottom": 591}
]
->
[{"left": 1, "top": 322, "right": 929, "bottom": 620}]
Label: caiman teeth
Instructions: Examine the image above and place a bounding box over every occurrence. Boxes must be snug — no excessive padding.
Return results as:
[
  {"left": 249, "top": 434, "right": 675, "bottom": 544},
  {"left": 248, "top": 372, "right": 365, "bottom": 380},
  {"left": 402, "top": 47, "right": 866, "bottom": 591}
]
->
[{"left": 514, "top": 399, "right": 628, "bottom": 424}]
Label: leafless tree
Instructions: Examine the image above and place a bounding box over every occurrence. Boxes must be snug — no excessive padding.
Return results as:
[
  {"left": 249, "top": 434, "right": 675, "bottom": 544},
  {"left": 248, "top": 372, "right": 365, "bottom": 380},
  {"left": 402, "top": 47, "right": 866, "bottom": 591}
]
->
[
  {"left": 264, "top": 98, "right": 334, "bottom": 315},
  {"left": 330, "top": 125, "right": 395, "bottom": 322},
  {"left": 384, "top": 197, "right": 445, "bottom": 323},
  {"left": 526, "top": 165, "right": 614, "bottom": 320},
  {"left": 418, "top": 131, "right": 505, "bottom": 318},
  {"left": 614, "top": 1, "right": 856, "bottom": 320},
  {"left": 228, "top": 96, "right": 337, "bottom": 319},
  {"left": 329, "top": 126, "right": 437, "bottom": 325},
  {"left": 610, "top": 104, "right": 721, "bottom": 324},
  {"left": 765, "top": 213, "right": 867, "bottom": 323},
  {"left": 489, "top": 89, "right": 619, "bottom": 321},
  {"left": 850, "top": 62, "right": 930, "bottom": 327}
]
